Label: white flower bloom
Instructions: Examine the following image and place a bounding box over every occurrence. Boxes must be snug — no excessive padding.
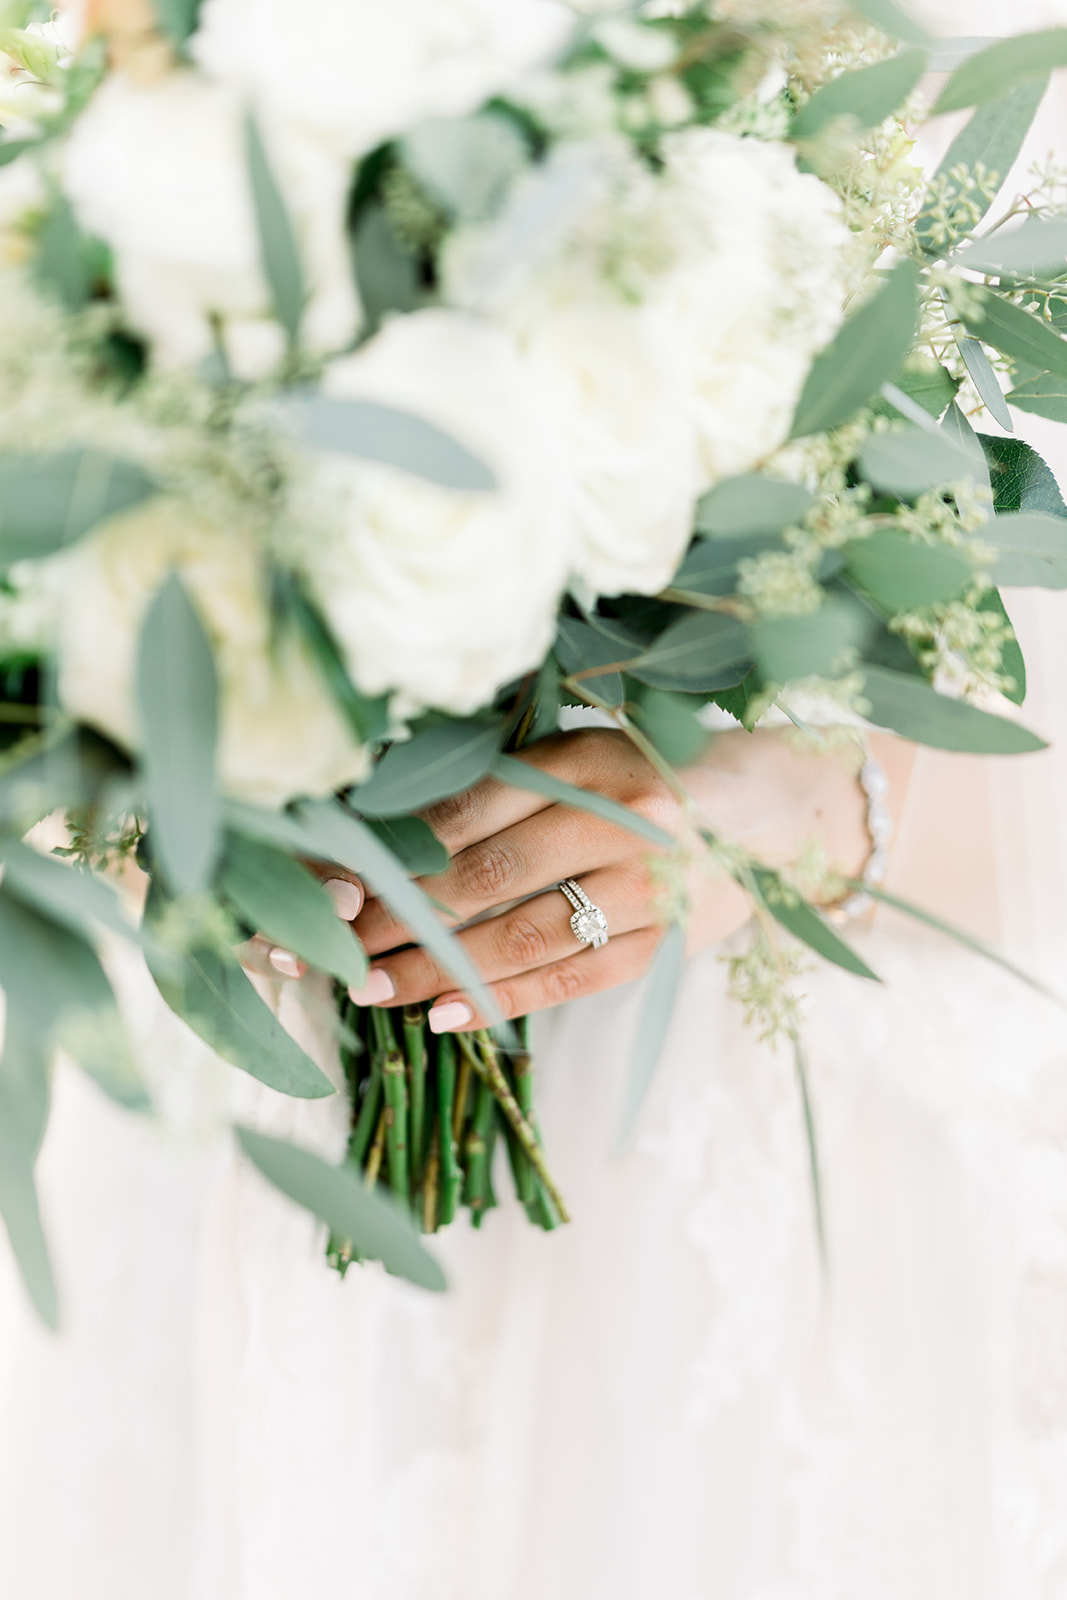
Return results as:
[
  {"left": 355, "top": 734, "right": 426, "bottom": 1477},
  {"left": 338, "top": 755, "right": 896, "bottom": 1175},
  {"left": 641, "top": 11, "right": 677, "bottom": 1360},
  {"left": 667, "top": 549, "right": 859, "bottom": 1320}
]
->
[
  {"left": 191, "top": 0, "right": 572, "bottom": 159},
  {"left": 62, "top": 71, "right": 359, "bottom": 377},
  {"left": 651, "top": 128, "right": 849, "bottom": 485},
  {"left": 55, "top": 499, "right": 369, "bottom": 807},
  {"left": 296, "top": 309, "right": 572, "bottom": 716}
]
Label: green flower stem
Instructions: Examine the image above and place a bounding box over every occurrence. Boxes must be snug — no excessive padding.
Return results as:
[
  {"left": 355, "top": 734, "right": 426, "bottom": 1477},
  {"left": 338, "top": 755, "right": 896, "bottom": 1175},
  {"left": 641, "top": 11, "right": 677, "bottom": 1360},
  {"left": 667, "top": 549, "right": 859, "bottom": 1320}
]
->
[
  {"left": 348, "top": 1056, "right": 382, "bottom": 1166},
  {"left": 422, "top": 1124, "right": 441, "bottom": 1234},
  {"left": 382, "top": 1047, "right": 409, "bottom": 1201},
  {"left": 453, "top": 1038, "right": 473, "bottom": 1146},
  {"left": 467, "top": 1030, "right": 570, "bottom": 1225},
  {"left": 403, "top": 1004, "right": 428, "bottom": 1185},
  {"left": 473, "top": 1112, "right": 501, "bottom": 1231},
  {"left": 526, "top": 1178, "right": 559, "bottom": 1231},
  {"left": 436, "top": 1034, "right": 462, "bottom": 1226},
  {"left": 462, "top": 1072, "right": 495, "bottom": 1218},
  {"left": 364, "top": 1106, "right": 387, "bottom": 1190}
]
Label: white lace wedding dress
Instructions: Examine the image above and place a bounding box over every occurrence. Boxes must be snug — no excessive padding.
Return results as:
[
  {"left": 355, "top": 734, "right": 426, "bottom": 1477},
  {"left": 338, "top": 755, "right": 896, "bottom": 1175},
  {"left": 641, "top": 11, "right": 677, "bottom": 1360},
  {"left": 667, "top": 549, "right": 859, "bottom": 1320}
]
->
[{"left": 5, "top": 7, "right": 1067, "bottom": 1595}]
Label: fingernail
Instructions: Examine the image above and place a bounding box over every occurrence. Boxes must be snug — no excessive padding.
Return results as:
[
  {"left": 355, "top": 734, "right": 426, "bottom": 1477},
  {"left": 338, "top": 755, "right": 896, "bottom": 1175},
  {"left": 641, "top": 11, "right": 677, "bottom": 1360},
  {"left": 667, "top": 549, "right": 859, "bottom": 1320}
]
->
[
  {"left": 348, "top": 969, "right": 395, "bottom": 1006},
  {"left": 269, "top": 948, "right": 305, "bottom": 979},
  {"left": 428, "top": 1000, "right": 473, "bottom": 1034},
  {"left": 323, "top": 877, "right": 364, "bottom": 920}
]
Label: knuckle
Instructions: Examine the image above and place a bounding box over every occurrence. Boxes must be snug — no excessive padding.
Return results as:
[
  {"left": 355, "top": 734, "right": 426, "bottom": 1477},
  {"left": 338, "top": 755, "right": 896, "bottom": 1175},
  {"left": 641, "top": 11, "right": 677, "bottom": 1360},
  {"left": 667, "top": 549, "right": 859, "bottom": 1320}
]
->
[
  {"left": 628, "top": 784, "right": 678, "bottom": 836},
  {"left": 497, "top": 913, "right": 549, "bottom": 971},
  {"left": 455, "top": 838, "right": 517, "bottom": 903},
  {"left": 542, "top": 959, "right": 589, "bottom": 1006},
  {"left": 422, "top": 786, "right": 483, "bottom": 845}
]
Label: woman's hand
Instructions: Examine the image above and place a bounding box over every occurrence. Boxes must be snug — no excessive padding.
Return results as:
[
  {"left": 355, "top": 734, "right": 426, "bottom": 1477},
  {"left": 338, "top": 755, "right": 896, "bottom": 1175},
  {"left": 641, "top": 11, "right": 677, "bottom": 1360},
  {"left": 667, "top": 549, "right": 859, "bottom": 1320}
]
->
[
  {"left": 247, "top": 725, "right": 898, "bottom": 1028},
  {"left": 340, "top": 726, "right": 876, "bottom": 1033}
]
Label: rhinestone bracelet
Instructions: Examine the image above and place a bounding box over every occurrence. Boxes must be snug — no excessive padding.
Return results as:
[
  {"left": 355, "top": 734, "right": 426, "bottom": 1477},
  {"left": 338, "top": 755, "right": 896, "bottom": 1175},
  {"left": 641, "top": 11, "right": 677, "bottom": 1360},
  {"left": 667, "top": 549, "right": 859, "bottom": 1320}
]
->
[{"left": 825, "top": 744, "right": 893, "bottom": 925}]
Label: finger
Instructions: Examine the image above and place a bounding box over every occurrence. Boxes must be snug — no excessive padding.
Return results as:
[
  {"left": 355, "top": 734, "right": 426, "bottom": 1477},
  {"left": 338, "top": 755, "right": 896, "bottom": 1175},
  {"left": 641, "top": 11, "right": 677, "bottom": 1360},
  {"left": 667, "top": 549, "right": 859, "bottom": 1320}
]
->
[
  {"left": 355, "top": 802, "right": 644, "bottom": 957},
  {"left": 350, "top": 864, "right": 654, "bottom": 1007},
  {"left": 424, "top": 925, "right": 664, "bottom": 1032},
  {"left": 301, "top": 861, "right": 365, "bottom": 921},
  {"left": 237, "top": 936, "right": 308, "bottom": 980}
]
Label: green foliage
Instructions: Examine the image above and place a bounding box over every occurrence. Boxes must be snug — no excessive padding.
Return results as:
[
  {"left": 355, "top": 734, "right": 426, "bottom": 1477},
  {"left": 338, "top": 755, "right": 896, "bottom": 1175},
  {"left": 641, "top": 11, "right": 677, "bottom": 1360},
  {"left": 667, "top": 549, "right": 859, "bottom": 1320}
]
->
[
  {"left": 363, "top": 816, "right": 449, "bottom": 875},
  {"left": 872, "top": 362, "right": 960, "bottom": 422},
  {"left": 615, "top": 921, "right": 685, "bottom": 1151},
  {"left": 694, "top": 474, "right": 813, "bottom": 537},
  {"left": 791, "top": 48, "right": 926, "bottom": 142},
  {"left": 935, "top": 30, "right": 1067, "bottom": 113},
  {"left": 150, "top": 0, "right": 202, "bottom": 43},
  {"left": 271, "top": 573, "right": 390, "bottom": 745},
  {"left": 751, "top": 869, "right": 880, "bottom": 981},
  {"left": 750, "top": 598, "right": 870, "bottom": 682},
  {"left": 982, "top": 435, "right": 1067, "bottom": 518},
  {"left": 0, "top": 727, "right": 127, "bottom": 837},
  {"left": 144, "top": 879, "right": 336, "bottom": 1099},
  {"left": 957, "top": 215, "right": 1067, "bottom": 276},
  {"left": 491, "top": 753, "right": 674, "bottom": 848},
  {"left": 978, "top": 588, "right": 1026, "bottom": 704},
  {"left": 0, "top": 1020, "right": 55, "bottom": 1327},
  {"left": 858, "top": 426, "right": 979, "bottom": 496},
  {"left": 860, "top": 664, "right": 1045, "bottom": 751},
  {"left": 848, "top": 0, "right": 931, "bottom": 46},
  {"left": 34, "top": 195, "right": 106, "bottom": 310},
  {"left": 217, "top": 833, "right": 368, "bottom": 987},
  {"left": 843, "top": 529, "right": 972, "bottom": 611},
  {"left": 626, "top": 685, "right": 709, "bottom": 766},
  {"left": 0, "top": 838, "right": 137, "bottom": 944},
  {"left": 350, "top": 718, "right": 503, "bottom": 817},
  {"left": 917, "top": 78, "right": 1049, "bottom": 253},
  {"left": 0, "top": 449, "right": 157, "bottom": 564},
  {"left": 789, "top": 260, "right": 919, "bottom": 438},
  {"left": 400, "top": 113, "right": 527, "bottom": 221},
  {"left": 276, "top": 392, "right": 497, "bottom": 491},
  {"left": 1006, "top": 371, "right": 1067, "bottom": 422},
  {"left": 350, "top": 204, "right": 423, "bottom": 335},
  {"left": 627, "top": 609, "right": 750, "bottom": 691},
  {"left": 980, "top": 512, "right": 1067, "bottom": 587},
  {"left": 137, "top": 573, "right": 220, "bottom": 895},
  {"left": 554, "top": 615, "right": 625, "bottom": 707},
  {"left": 961, "top": 288, "right": 1067, "bottom": 378},
  {"left": 668, "top": 533, "right": 782, "bottom": 598},
  {"left": 235, "top": 1126, "right": 446, "bottom": 1291},
  {"left": 245, "top": 114, "right": 305, "bottom": 348},
  {"left": 955, "top": 335, "right": 1012, "bottom": 431}
]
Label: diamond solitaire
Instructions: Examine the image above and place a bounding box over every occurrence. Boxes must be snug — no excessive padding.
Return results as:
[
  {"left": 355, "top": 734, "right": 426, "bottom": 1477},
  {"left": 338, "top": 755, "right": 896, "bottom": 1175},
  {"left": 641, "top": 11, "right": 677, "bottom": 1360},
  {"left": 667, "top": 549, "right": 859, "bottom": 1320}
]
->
[{"left": 558, "top": 879, "right": 609, "bottom": 950}]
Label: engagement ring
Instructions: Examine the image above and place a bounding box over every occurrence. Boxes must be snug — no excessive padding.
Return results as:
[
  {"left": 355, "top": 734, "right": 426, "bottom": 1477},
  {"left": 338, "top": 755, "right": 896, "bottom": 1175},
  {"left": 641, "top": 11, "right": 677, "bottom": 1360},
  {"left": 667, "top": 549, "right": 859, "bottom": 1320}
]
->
[{"left": 558, "top": 879, "right": 609, "bottom": 950}]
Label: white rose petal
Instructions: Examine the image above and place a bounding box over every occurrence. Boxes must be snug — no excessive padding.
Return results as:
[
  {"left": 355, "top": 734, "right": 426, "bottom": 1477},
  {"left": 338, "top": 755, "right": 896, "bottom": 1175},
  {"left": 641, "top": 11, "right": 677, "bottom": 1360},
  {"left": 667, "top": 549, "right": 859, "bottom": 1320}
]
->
[
  {"left": 192, "top": 0, "right": 573, "bottom": 158},
  {"left": 55, "top": 500, "right": 369, "bottom": 808},
  {"left": 62, "top": 71, "right": 360, "bottom": 376},
  {"left": 297, "top": 309, "right": 573, "bottom": 716}
]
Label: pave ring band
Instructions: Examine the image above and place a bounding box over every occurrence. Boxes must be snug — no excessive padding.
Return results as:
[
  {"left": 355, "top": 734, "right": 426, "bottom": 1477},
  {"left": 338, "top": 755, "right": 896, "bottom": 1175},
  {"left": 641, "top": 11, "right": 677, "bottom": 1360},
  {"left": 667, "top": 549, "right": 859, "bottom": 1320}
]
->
[{"left": 558, "top": 878, "right": 609, "bottom": 951}]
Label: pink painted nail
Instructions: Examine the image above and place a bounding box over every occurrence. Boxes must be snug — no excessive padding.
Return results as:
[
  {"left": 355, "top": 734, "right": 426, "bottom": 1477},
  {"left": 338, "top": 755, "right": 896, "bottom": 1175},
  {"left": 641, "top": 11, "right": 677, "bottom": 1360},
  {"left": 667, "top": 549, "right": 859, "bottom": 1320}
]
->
[
  {"left": 323, "top": 877, "right": 364, "bottom": 920},
  {"left": 348, "top": 969, "right": 395, "bottom": 1006},
  {"left": 269, "top": 948, "right": 305, "bottom": 979},
  {"left": 428, "top": 1000, "right": 474, "bottom": 1034}
]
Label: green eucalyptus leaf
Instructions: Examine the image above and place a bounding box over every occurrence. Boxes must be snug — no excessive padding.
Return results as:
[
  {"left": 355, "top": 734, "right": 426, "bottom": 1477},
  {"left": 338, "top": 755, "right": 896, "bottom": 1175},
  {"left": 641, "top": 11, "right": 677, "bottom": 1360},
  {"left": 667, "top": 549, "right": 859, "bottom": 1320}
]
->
[
  {"left": 293, "top": 799, "right": 508, "bottom": 1031},
  {"left": 245, "top": 113, "right": 305, "bottom": 347},
  {"left": 0, "top": 448, "right": 157, "bottom": 564},
  {"left": 236, "top": 1125, "right": 446, "bottom": 1291},
  {"left": 272, "top": 573, "right": 390, "bottom": 745},
  {"left": 790, "top": 259, "right": 919, "bottom": 439},
  {"left": 848, "top": 0, "right": 931, "bottom": 46},
  {"left": 491, "top": 753, "right": 674, "bottom": 849},
  {"left": 981, "top": 434, "right": 1067, "bottom": 518},
  {"left": 935, "top": 30, "right": 1066, "bottom": 113},
  {"left": 694, "top": 474, "right": 813, "bottom": 538},
  {"left": 627, "top": 685, "right": 709, "bottom": 765},
  {"left": 668, "top": 533, "right": 782, "bottom": 598},
  {"left": 750, "top": 598, "right": 870, "bottom": 683},
  {"left": 871, "top": 361, "right": 960, "bottom": 422},
  {"left": 363, "top": 816, "right": 449, "bottom": 876},
  {"left": 1005, "top": 371, "right": 1067, "bottom": 421},
  {"left": 400, "top": 113, "right": 527, "bottom": 221},
  {"left": 980, "top": 511, "right": 1067, "bottom": 587},
  {"left": 858, "top": 426, "right": 979, "bottom": 496},
  {"left": 978, "top": 587, "right": 1025, "bottom": 704},
  {"left": 616, "top": 922, "right": 685, "bottom": 1150},
  {"left": 137, "top": 573, "right": 220, "bottom": 895},
  {"left": 844, "top": 529, "right": 972, "bottom": 610},
  {"left": 218, "top": 833, "right": 367, "bottom": 988},
  {"left": 144, "top": 879, "right": 335, "bottom": 1100},
  {"left": 956, "top": 335, "right": 1013, "bottom": 431},
  {"left": 627, "top": 610, "right": 750, "bottom": 691},
  {"left": 917, "top": 78, "right": 1050, "bottom": 253},
  {"left": 554, "top": 615, "right": 626, "bottom": 705},
  {"left": 151, "top": 0, "right": 201, "bottom": 43},
  {"left": 956, "top": 215, "right": 1067, "bottom": 276},
  {"left": 0, "top": 840, "right": 138, "bottom": 945},
  {"left": 0, "top": 884, "right": 144, "bottom": 1108},
  {"left": 0, "top": 727, "right": 128, "bottom": 836},
  {"left": 751, "top": 868, "right": 879, "bottom": 981},
  {"left": 940, "top": 401, "right": 991, "bottom": 492},
  {"left": 860, "top": 664, "right": 1045, "bottom": 751},
  {"left": 350, "top": 204, "right": 422, "bottom": 336},
  {"left": 34, "top": 196, "right": 101, "bottom": 310},
  {"left": 0, "top": 138, "right": 34, "bottom": 168},
  {"left": 0, "top": 1052, "right": 56, "bottom": 1327},
  {"left": 960, "top": 288, "right": 1067, "bottom": 378},
  {"left": 792, "top": 48, "right": 926, "bottom": 141},
  {"left": 275, "top": 392, "right": 496, "bottom": 492},
  {"left": 351, "top": 719, "right": 503, "bottom": 818}
]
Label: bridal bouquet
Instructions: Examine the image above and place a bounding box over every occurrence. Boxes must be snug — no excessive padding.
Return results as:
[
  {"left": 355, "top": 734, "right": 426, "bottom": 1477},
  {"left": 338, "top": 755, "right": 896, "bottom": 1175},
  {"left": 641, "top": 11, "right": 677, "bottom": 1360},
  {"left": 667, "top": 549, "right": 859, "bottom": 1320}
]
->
[{"left": 0, "top": 0, "right": 1065, "bottom": 1323}]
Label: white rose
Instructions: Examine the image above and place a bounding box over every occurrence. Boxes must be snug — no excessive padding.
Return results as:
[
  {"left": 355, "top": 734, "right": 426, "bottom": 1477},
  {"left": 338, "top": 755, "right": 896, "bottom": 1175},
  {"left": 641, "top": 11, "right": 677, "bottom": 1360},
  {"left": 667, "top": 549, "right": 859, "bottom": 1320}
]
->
[
  {"left": 444, "top": 143, "right": 701, "bottom": 597},
  {"left": 651, "top": 128, "right": 849, "bottom": 484},
  {"left": 62, "top": 70, "right": 360, "bottom": 377},
  {"left": 191, "top": 0, "right": 572, "bottom": 159},
  {"left": 55, "top": 499, "right": 369, "bottom": 808},
  {"left": 295, "top": 309, "right": 572, "bottom": 716}
]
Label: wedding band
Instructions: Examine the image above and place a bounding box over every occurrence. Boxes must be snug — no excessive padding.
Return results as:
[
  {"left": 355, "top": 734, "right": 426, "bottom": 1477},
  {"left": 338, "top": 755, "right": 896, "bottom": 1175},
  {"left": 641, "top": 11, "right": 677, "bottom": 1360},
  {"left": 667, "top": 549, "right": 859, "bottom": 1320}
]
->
[{"left": 558, "top": 878, "right": 609, "bottom": 950}]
